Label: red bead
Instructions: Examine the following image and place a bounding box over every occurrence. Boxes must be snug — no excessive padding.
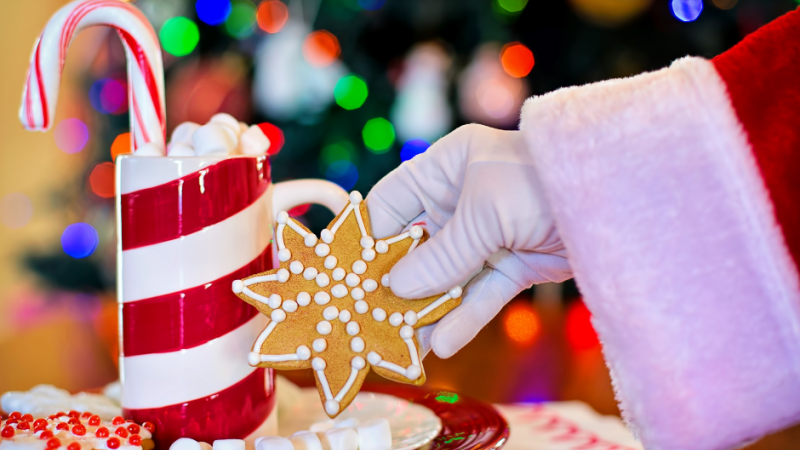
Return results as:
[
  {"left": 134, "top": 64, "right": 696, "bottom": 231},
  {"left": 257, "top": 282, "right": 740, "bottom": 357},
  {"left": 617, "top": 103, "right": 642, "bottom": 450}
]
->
[
  {"left": 68, "top": 443, "right": 81, "bottom": 450},
  {"left": 142, "top": 422, "right": 155, "bottom": 433},
  {"left": 68, "top": 418, "right": 81, "bottom": 425},
  {"left": 34, "top": 425, "right": 47, "bottom": 433},
  {"left": 129, "top": 435, "right": 142, "bottom": 446},
  {"left": 21, "top": 414, "right": 33, "bottom": 422},
  {"left": 1, "top": 426, "right": 14, "bottom": 438},
  {"left": 17, "top": 421, "right": 30, "bottom": 430},
  {"left": 72, "top": 424, "right": 86, "bottom": 436},
  {"left": 56, "top": 423, "right": 70, "bottom": 431},
  {"left": 107, "top": 437, "right": 121, "bottom": 449},
  {"left": 80, "top": 412, "right": 92, "bottom": 419},
  {"left": 5, "top": 419, "right": 18, "bottom": 426},
  {"left": 126, "top": 424, "right": 140, "bottom": 435},
  {"left": 95, "top": 427, "right": 109, "bottom": 438},
  {"left": 88, "top": 416, "right": 101, "bottom": 426},
  {"left": 48, "top": 415, "right": 58, "bottom": 420},
  {"left": 40, "top": 430, "right": 54, "bottom": 440},
  {"left": 115, "top": 427, "right": 128, "bottom": 438},
  {"left": 55, "top": 412, "right": 66, "bottom": 418},
  {"left": 8, "top": 412, "right": 21, "bottom": 420},
  {"left": 47, "top": 438, "right": 61, "bottom": 449},
  {"left": 67, "top": 411, "right": 80, "bottom": 419},
  {"left": 111, "top": 417, "right": 125, "bottom": 426},
  {"left": 33, "top": 419, "right": 48, "bottom": 429}
]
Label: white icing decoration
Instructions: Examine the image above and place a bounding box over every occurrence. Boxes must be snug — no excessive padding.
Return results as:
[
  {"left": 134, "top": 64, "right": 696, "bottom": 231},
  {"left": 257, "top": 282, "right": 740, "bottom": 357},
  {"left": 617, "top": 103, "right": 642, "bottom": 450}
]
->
[
  {"left": 405, "top": 365, "right": 421, "bottom": 380},
  {"left": 381, "top": 274, "right": 390, "bottom": 287},
  {"left": 277, "top": 211, "right": 289, "bottom": 224},
  {"left": 404, "top": 310, "right": 418, "bottom": 326},
  {"left": 346, "top": 321, "right": 360, "bottom": 336},
  {"left": 331, "top": 284, "right": 348, "bottom": 298},
  {"left": 248, "top": 352, "right": 261, "bottom": 365},
  {"left": 354, "top": 300, "right": 369, "bottom": 314},
  {"left": 245, "top": 274, "right": 278, "bottom": 285},
  {"left": 389, "top": 312, "right": 403, "bottom": 327},
  {"left": 315, "top": 243, "right": 331, "bottom": 257},
  {"left": 352, "top": 260, "right": 367, "bottom": 275},
  {"left": 297, "top": 292, "right": 311, "bottom": 306},
  {"left": 232, "top": 280, "right": 244, "bottom": 294},
  {"left": 367, "top": 352, "right": 381, "bottom": 365},
  {"left": 278, "top": 248, "right": 292, "bottom": 262},
  {"left": 360, "top": 236, "right": 375, "bottom": 249},
  {"left": 271, "top": 309, "right": 287, "bottom": 323},
  {"left": 350, "top": 337, "right": 365, "bottom": 352},
  {"left": 384, "top": 232, "right": 409, "bottom": 245},
  {"left": 349, "top": 191, "right": 363, "bottom": 204},
  {"left": 304, "top": 267, "right": 319, "bottom": 280},
  {"left": 317, "top": 321, "right": 332, "bottom": 335},
  {"left": 313, "top": 338, "right": 327, "bottom": 352},
  {"left": 351, "top": 356, "right": 366, "bottom": 370},
  {"left": 350, "top": 287, "right": 365, "bottom": 300},
  {"left": 362, "top": 248, "right": 376, "bottom": 261},
  {"left": 417, "top": 292, "right": 452, "bottom": 319},
  {"left": 277, "top": 268, "right": 290, "bottom": 283},
  {"left": 268, "top": 294, "right": 282, "bottom": 309},
  {"left": 282, "top": 300, "right": 298, "bottom": 313},
  {"left": 305, "top": 233, "right": 319, "bottom": 247},
  {"left": 321, "top": 229, "right": 334, "bottom": 244},
  {"left": 326, "top": 400, "right": 340, "bottom": 415},
  {"left": 345, "top": 273, "right": 361, "bottom": 287},
  {"left": 316, "top": 273, "right": 331, "bottom": 288},
  {"left": 449, "top": 286, "right": 463, "bottom": 298},
  {"left": 290, "top": 260, "right": 304, "bottom": 274},
  {"left": 312, "top": 357, "right": 327, "bottom": 371},
  {"left": 315, "top": 291, "right": 331, "bottom": 305},
  {"left": 323, "top": 306, "right": 340, "bottom": 321},
  {"left": 297, "top": 345, "right": 312, "bottom": 360},
  {"left": 407, "top": 239, "right": 421, "bottom": 254},
  {"left": 400, "top": 325, "right": 414, "bottom": 339},
  {"left": 332, "top": 268, "right": 346, "bottom": 281},
  {"left": 339, "top": 310, "right": 352, "bottom": 323},
  {"left": 375, "top": 240, "right": 389, "bottom": 253},
  {"left": 362, "top": 279, "right": 378, "bottom": 292},
  {"left": 372, "top": 308, "right": 387, "bottom": 322},
  {"left": 409, "top": 225, "right": 423, "bottom": 240},
  {"left": 324, "top": 255, "right": 338, "bottom": 269}
]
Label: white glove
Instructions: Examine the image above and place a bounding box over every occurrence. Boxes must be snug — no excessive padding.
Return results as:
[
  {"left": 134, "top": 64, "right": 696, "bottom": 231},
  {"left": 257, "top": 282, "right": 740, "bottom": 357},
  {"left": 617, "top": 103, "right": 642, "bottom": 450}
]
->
[{"left": 366, "top": 124, "right": 573, "bottom": 358}]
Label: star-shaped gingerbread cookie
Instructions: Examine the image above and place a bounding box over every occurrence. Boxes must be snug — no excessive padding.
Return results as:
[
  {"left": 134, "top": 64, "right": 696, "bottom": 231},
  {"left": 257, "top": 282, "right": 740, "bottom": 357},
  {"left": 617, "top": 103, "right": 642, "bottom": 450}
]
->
[{"left": 232, "top": 191, "right": 463, "bottom": 417}]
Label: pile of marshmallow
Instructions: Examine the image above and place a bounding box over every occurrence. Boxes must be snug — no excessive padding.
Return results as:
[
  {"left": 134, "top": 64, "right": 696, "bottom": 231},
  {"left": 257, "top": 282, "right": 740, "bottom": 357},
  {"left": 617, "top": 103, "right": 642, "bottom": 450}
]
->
[
  {"left": 136, "top": 114, "right": 272, "bottom": 157},
  {"left": 170, "top": 418, "right": 391, "bottom": 450}
]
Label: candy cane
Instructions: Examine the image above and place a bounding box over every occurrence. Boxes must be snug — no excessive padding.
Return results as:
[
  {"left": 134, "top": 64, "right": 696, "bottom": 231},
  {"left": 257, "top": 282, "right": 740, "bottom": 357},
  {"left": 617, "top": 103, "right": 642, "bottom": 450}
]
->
[{"left": 19, "top": 0, "right": 166, "bottom": 153}]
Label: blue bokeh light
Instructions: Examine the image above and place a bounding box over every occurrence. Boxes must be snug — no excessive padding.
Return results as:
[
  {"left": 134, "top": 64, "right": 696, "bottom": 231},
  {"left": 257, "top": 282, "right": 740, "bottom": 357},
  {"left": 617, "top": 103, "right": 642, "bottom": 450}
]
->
[
  {"left": 357, "top": 0, "right": 387, "bottom": 11},
  {"left": 196, "top": 0, "right": 232, "bottom": 25},
  {"left": 325, "top": 160, "right": 359, "bottom": 191},
  {"left": 671, "top": 0, "right": 703, "bottom": 22},
  {"left": 61, "top": 223, "right": 99, "bottom": 259},
  {"left": 89, "top": 78, "right": 126, "bottom": 114},
  {"left": 400, "top": 139, "right": 430, "bottom": 162}
]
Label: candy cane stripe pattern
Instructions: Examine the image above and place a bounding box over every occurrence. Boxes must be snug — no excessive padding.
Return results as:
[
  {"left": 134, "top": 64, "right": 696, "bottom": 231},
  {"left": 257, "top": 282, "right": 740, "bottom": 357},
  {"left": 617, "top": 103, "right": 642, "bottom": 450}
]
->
[{"left": 20, "top": 0, "right": 166, "bottom": 153}]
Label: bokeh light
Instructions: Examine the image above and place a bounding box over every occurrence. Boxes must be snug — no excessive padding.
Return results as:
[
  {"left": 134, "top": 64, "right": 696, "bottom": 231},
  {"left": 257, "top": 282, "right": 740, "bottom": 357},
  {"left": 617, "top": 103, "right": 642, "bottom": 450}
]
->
[
  {"left": 288, "top": 204, "right": 311, "bottom": 217},
  {"left": 257, "top": 0, "right": 289, "bottom": 33},
  {"left": 362, "top": 118, "right": 395, "bottom": 153},
  {"left": 357, "top": 0, "right": 386, "bottom": 10},
  {"left": 568, "top": 0, "right": 653, "bottom": 27},
  {"left": 89, "top": 162, "right": 116, "bottom": 198},
  {"left": 497, "top": 0, "right": 528, "bottom": 13},
  {"left": 111, "top": 132, "right": 132, "bottom": 161},
  {"left": 54, "top": 118, "right": 89, "bottom": 154},
  {"left": 302, "top": 30, "right": 341, "bottom": 67},
  {"left": 325, "top": 160, "right": 359, "bottom": 191},
  {"left": 711, "top": 0, "right": 737, "bottom": 9},
  {"left": 501, "top": 43, "right": 534, "bottom": 78},
  {"left": 320, "top": 141, "right": 357, "bottom": 172},
  {"left": 671, "top": 0, "right": 703, "bottom": 22},
  {"left": 565, "top": 300, "right": 600, "bottom": 351},
  {"left": 334, "top": 75, "right": 369, "bottom": 110},
  {"left": 225, "top": 0, "right": 257, "bottom": 39},
  {"left": 160, "top": 17, "right": 200, "bottom": 56},
  {"left": 89, "top": 78, "right": 127, "bottom": 115},
  {"left": 196, "top": 0, "right": 232, "bottom": 25},
  {"left": 61, "top": 223, "right": 99, "bottom": 259},
  {"left": 0, "top": 193, "right": 33, "bottom": 229},
  {"left": 502, "top": 301, "right": 540, "bottom": 345},
  {"left": 400, "top": 139, "right": 430, "bottom": 162},
  {"left": 257, "top": 122, "right": 285, "bottom": 155}
]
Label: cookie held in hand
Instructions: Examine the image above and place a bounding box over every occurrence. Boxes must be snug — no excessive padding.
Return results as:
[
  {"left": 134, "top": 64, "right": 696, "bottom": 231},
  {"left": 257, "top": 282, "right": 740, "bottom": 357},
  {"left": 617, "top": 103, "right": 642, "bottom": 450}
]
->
[{"left": 233, "top": 191, "right": 463, "bottom": 417}]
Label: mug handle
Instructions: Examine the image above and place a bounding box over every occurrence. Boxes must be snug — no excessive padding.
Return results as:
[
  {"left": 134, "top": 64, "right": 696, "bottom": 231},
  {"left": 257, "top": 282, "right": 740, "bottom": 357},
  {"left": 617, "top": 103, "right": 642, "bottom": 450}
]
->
[{"left": 271, "top": 179, "right": 349, "bottom": 219}]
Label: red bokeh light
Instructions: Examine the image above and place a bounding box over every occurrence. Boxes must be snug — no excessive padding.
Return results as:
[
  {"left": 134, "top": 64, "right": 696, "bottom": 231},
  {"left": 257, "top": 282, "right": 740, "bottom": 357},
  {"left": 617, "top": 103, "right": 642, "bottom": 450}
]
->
[
  {"left": 565, "top": 300, "right": 600, "bottom": 351},
  {"left": 302, "top": 30, "right": 341, "bottom": 68},
  {"left": 110, "top": 132, "right": 131, "bottom": 161},
  {"left": 288, "top": 204, "right": 311, "bottom": 217},
  {"left": 257, "top": 1, "right": 289, "bottom": 33},
  {"left": 502, "top": 301, "right": 540, "bottom": 345},
  {"left": 257, "top": 122, "right": 285, "bottom": 155},
  {"left": 501, "top": 43, "right": 535, "bottom": 78},
  {"left": 90, "top": 162, "right": 116, "bottom": 198}
]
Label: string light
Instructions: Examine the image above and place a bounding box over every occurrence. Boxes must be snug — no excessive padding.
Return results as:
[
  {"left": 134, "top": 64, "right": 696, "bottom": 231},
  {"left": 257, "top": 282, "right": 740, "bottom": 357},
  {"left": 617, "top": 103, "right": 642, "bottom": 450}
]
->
[
  {"left": 362, "top": 118, "right": 395, "bottom": 153},
  {"left": 225, "top": 0, "right": 257, "bottom": 39},
  {"left": 61, "top": 223, "right": 100, "bottom": 259},
  {"left": 400, "top": 139, "right": 429, "bottom": 162},
  {"left": 256, "top": 0, "right": 289, "bottom": 33},
  {"left": 334, "top": 75, "right": 369, "bottom": 110},
  {"left": 565, "top": 300, "right": 600, "bottom": 351},
  {"left": 0, "top": 193, "right": 33, "bottom": 229},
  {"left": 160, "top": 17, "right": 200, "bottom": 56},
  {"left": 54, "top": 118, "right": 89, "bottom": 154},
  {"left": 497, "top": 0, "right": 528, "bottom": 14},
  {"left": 501, "top": 43, "right": 534, "bottom": 78},
  {"left": 257, "top": 122, "right": 285, "bottom": 155},
  {"left": 111, "top": 133, "right": 132, "bottom": 161},
  {"left": 89, "top": 162, "right": 116, "bottom": 198},
  {"left": 671, "top": 0, "right": 703, "bottom": 22},
  {"left": 502, "top": 301, "right": 540, "bottom": 345},
  {"left": 196, "top": 0, "right": 232, "bottom": 25},
  {"left": 302, "top": 30, "right": 341, "bottom": 67}
]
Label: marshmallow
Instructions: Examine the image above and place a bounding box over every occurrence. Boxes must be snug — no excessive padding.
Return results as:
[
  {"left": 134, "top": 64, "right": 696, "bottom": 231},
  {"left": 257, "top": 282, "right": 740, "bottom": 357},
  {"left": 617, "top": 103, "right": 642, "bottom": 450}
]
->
[
  {"left": 318, "top": 428, "right": 358, "bottom": 450},
  {"left": 168, "top": 142, "right": 197, "bottom": 157},
  {"left": 171, "top": 121, "right": 201, "bottom": 145},
  {"left": 199, "top": 443, "right": 213, "bottom": 450},
  {"left": 213, "top": 440, "right": 245, "bottom": 450},
  {"left": 289, "top": 432, "right": 323, "bottom": 450},
  {"left": 193, "top": 123, "right": 238, "bottom": 156},
  {"left": 356, "top": 419, "right": 392, "bottom": 450},
  {"left": 309, "top": 420, "right": 335, "bottom": 432},
  {"left": 255, "top": 437, "right": 294, "bottom": 450},
  {"left": 210, "top": 113, "right": 242, "bottom": 136},
  {"left": 239, "top": 122, "right": 249, "bottom": 134},
  {"left": 240, "top": 125, "right": 271, "bottom": 155},
  {"left": 133, "top": 142, "right": 165, "bottom": 157},
  {"left": 333, "top": 417, "right": 360, "bottom": 429},
  {"left": 170, "top": 438, "right": 203, "bottom": 450}
]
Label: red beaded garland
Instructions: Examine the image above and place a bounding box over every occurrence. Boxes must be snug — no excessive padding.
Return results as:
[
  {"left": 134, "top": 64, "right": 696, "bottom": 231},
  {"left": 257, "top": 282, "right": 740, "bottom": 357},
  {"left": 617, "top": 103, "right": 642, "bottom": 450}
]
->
[
  {"left": 129, "top": 434, "right": 142, "bottom": 446},
  {"left": 107, "top": 437, "right": 121, "bottom": 449},
  {"left": 5, "top": 419, "right": 18, "bottom": 426},
  {"left": 34, "top": 425, "right": 47, "bottom": 433},
  {"left": 72, "top": 424, "right": 86, "bottom": 436},
  {"left": 68, "top": 411, "right": 80, "bottom": 419},
  {"left": 142, "top": 422, "right": 155, "bottom": 433},
  {"left": 68, "top": 442, "right": 81, "bottom": 450},
  {"left": 81, "top": 412, "right": 92, "bottom": 419},
  {"left": 55, "top": 412, "right": 66, "bottom": 418},
  {"left": 8, "top": 412, "right": 21, "bottom": 420},
  {"left": 68, "top": 418, "right": 81, "bottom": 425},
  {"left": 1, "top": 426, "right": 14, "bottom": 438},
  {"left": 21, "top": 414, "right": 33, "bottom": 422},
  {"left": 115, "top": 427, "right": 128, "bottom": 438},
  {"left": 111, "top": 417, "right": 125, "bottom": 426},
  {"left": 33, "top": 419, "right": 48, "bottom": 429},
  {"left": 47, "top": 438, "right": 61, "bottom": 449},
  {"left": 95, "top": 427, "right": 109, "bottom": 438},
  {"left": 56, "top": 423, "right": 70, "bottom": 431},
  {"left": 88, "top": 415, "right": 101, "bottom": 426},
  {"left": 126, "top": 424, "right": 140, "bottom": 435},
  {"left": 40, "top": 430, "right": 54, "bottom": 440},
  {"left": 16, "top": 421, "right": 30, "bottom": 430}
]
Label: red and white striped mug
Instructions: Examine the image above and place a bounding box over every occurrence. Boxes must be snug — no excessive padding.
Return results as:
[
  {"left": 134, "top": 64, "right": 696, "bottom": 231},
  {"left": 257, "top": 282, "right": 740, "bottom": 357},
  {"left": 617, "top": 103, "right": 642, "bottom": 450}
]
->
[{"left": 115, "top": 153, "right": 347, "bottom": 448}]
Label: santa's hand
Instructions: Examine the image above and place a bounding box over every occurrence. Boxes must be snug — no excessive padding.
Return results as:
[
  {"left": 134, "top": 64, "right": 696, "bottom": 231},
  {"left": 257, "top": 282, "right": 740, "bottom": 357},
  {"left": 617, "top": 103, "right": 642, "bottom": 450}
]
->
[{"left": 366, "top": 124, "right": 572, "bottom": 357}]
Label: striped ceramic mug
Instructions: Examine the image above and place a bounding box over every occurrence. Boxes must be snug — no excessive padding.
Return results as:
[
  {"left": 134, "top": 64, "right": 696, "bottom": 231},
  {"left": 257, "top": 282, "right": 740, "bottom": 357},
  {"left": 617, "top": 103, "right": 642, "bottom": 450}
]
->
[{"left": 115, "top": 153, "right": 347, "bottom": 448}]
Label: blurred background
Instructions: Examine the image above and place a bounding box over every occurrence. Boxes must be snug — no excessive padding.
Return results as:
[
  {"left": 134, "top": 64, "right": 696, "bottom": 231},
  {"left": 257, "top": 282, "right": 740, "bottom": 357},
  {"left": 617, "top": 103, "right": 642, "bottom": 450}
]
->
[{"left": 1, "top": 0, "right": 799, "bottom": 447}]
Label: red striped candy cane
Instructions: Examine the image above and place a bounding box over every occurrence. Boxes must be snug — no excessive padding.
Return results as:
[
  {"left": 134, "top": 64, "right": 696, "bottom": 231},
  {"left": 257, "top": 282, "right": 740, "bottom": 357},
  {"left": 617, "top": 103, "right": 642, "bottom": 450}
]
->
[{"left": 19, "top": 0, "right": 166, "bottom": 153}]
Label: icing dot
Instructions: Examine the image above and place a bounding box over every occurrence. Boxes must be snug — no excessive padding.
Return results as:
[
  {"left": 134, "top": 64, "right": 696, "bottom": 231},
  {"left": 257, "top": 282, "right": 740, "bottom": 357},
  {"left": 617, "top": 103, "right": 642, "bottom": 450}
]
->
[
  {"left": 325, "top": 400, "right": 340, "bottom": 416},
  {"left": 303, "top": 267, "right": 319, "bottom": 280},
  {"left": 316, "top": 321, "right": 332, "bottom": 335},
  {"left": 297, "top": 292, "right": 311, "bottom": 306},
  {"left": 324, "top": 256, "right": 338, "bottom": 270},
  {"left": 346, "top": 321, "right": 360, "bottom": 336},
  {"left": 313, "top": 338, "right": 327, "bottom": 352},
  {"left": 405, "top": 365, "right": 422, "bottom": 380},
  {"left": 350, "top": 288, "right": 365, "bottom": 301},
  {"left": 350, "top": 337, "right": 365, "bottom": 352},
  {"left": 277, "top": 269, "right": 290, "bottom": 283},
  {"left": 362, "top": 248, "right": 376, "bottom": 261},
  {"left": 297, "top": 345, "right": 311, "bottom": 360},
  {"left": 409, "top": 225, "right": 424, "bottom": 240},
  {"left": 362, "top": 279, "right": 378, "bottom": 292},
  {"left": 315, "top": 243, "right": 330, "bottom": 257},
  {"left": 232, "top": 280, "right": 244, "bottom": 294},
  {"left": 389, "top": 312, "right": 403, "bottom": 327},
  {"left": 372, "top": 308, "right": 387, "bottom": 322},
  {"left": 248, "top": 352, "right": 261, "bottom": 365},
  {"left": 367, "top": 351, "right": 382, "bottom": 365},
  {"left": 375, "top": 240, "right": 389, "bottom": 254},
  {"left": 271, "top": 309, "right": 287, "bottom": 323},
  {"left": 316, "top": 273, "right": 331, "bottom": 288},
  {"left": 331, "top": 284, "right": 348, "bottom": 298},
  {"left": 351, "top": 356, "right": 366, "bottom": 370},
  {"left": 339, "top": 310, "right": 352, "bottom": 323},
  {"left": 304, "top": 233, "right": 318, "bottom": 247},
  {"left": 360, "top": 236, "right": 375, "bottom": 249},
  {"left": 277, "top": 211, "right": 289, "bottom": 224},
  {"left": 404, "top": 311, "right": 418, "bottom": 326},
  {"left": 290, "top": 261, "right": 304, "bottom": 274},
  {"left": 400, "top": 325, "right": 414, "bottom": 339},
  {"left": 332, "top": 268, "right": 346, "bottom": 281},
  {"left": 345, "top": 273, "right": 361, "bottom": 287},
  {"left": 314, "top": 291, "right": 331, "bottom": 305},
  {"left": 354, "top": 300, "right": 369, "bottom": 314},
  {"left": 312, "top": 357, "right": 327, "bottom": 371},
  {"left": 381, "top": 274, "right": 390, "bottom": 287},
  {"left": 449, "top": 286, "right": 463, "bottom": 298},
  {"left": 323, "top": 306, "right": 339, "bottom": 321},
  {"left": 282, "top": 300, "right": 298, "bottom": 313},
  {"left": 278, "top": 248, "right": 292, "bottom": 262},
  {"left": 321, "top": 229, "right": 334, "bottom": 244},
  {"left": 268, "top": 294, "right": 282, "bottom": 309},
  {"left": 352, "top": 260, "right": 367, "bottom": 275},
  {"left": 349, "top": 191, "right": 363, "bottom": 204}
]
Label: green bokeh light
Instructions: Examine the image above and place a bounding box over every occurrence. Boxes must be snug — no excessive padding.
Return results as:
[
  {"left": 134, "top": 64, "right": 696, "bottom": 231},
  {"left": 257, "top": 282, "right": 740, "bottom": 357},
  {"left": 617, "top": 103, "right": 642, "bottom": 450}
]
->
[
  {"left": 225, "top": 0, "right": 257, "bottom": 39},
  {"left": 362, "top": 118, "right": 395, "bottom": 153},
  {"left": 334, "top": 75, "right": 369, "bottom": 110},
  {"left": 435, "top": 392, "right": 459, "bottom": 404},
  {"left": 159, "top": 17, "right": 200, "bottom": 57},
  {"left": 497, "top": 0, "right": 528, "bottom": 14},
  {"left": 320, "top": 141, "right": 358, "bottom": 172}
]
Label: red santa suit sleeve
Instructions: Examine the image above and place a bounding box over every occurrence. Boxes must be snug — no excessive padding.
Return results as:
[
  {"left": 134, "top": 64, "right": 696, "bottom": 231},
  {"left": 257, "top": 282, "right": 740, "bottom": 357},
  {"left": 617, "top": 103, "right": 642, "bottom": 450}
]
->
[{"left": 519, "top": 8, "right": 800, "bottom": 450}]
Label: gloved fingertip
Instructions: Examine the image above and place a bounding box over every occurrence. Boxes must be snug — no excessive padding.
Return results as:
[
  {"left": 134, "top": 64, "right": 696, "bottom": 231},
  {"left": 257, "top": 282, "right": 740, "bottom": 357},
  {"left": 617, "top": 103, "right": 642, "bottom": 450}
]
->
[{"left": 387, "top": 256, "right": 443, "bottom": 299}]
